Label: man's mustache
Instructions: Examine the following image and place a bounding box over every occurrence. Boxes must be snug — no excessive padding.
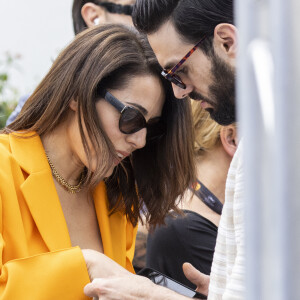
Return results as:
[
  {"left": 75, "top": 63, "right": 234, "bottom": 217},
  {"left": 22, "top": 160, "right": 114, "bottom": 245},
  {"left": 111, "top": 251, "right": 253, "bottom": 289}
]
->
[{"left": 189, "top": 91, "right": 213, "bottom": 105}]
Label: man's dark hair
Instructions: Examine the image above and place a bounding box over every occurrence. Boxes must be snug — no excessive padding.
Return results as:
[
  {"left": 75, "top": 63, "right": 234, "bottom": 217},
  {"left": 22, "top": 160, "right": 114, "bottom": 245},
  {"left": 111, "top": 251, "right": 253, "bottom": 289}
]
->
[
  {"left": 72, "top": 0, "right": 133, "bottom": 35},
  {"left": 132, "top": 0, "right": 234, "bottom": 55}
]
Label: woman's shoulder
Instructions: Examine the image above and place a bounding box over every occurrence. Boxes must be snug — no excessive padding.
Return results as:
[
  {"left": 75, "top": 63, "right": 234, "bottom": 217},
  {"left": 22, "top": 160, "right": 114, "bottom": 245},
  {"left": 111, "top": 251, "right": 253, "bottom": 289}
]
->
[
  {"left": 0, "top": 134, "right": 21, "bottom": 187},
  {"left": 0, "top": 131, "right": 40, "bottom": 155},
  {"left": 0, "top": 132, "right": 36, "bottom": 168},
  {"left": 0, "top": 133, "right": 10, "bottom": 148},
  {"left": 0, "top": 133, "right": 12, "bottom": 160},
  {"left": 0, "top": 132, "right": 46, "bottom": 179}
]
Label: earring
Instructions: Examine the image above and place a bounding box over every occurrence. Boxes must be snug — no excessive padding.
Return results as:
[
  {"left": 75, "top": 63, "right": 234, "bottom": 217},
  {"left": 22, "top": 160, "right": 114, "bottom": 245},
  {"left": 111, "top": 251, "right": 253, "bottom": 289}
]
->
[{"left": 94, "top": 18, "right": 100, "bottom": 25}]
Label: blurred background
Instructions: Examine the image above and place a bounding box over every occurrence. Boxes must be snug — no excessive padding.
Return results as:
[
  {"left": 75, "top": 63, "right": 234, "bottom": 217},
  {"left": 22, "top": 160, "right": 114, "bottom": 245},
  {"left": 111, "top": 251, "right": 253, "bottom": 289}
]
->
[{"left": 0, "top": 0, "right": 73, "bottom": 127}]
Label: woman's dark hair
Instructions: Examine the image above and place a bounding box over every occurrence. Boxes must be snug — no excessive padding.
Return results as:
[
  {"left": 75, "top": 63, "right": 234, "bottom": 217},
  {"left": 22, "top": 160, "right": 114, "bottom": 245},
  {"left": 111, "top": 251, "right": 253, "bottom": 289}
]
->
[
  {"left": 3, "top": 24, "right": 195, "bottom": 227},
  {"left": 132, "top": 0, "right": 234, "bottom": 55}
]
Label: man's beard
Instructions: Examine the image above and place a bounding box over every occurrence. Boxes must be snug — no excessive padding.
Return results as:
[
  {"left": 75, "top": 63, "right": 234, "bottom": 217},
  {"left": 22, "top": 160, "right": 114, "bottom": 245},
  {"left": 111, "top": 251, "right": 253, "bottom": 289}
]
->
[{"left": 190, "top": 53, "right": 236, "bottom": 126}]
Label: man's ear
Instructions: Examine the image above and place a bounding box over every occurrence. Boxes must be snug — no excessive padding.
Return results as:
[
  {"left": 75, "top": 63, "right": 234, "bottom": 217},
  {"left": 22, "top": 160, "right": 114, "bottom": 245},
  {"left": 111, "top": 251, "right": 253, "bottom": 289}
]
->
[
  {"left": 213, "top": 23, "right": 238, "bottom": 59},
  {"left": 220, "top": 124, "right": 238, "bottom": 158},
  {"left": 69, "top": 99, "right": 78, "bottom": 112},
  {"left": 81, "top": 2, "right": 106, "bottom": 28}
]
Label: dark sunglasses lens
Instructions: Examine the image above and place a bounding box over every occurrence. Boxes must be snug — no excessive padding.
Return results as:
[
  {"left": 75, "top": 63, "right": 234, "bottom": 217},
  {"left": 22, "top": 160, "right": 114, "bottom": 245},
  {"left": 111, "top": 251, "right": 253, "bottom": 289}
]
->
[
  {"left": 119, "top": 107, "right": 146, "bottom": 134},
  {"left": 146, "top": 117, "right": 166, "bottom": 141},
  {"left": 162, "top": 70, "right": 186, "bottom": 89}
]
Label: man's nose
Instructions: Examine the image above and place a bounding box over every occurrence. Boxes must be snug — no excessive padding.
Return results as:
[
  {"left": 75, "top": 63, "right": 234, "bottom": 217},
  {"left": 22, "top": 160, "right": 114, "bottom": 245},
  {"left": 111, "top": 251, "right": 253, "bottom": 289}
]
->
[
  {"left": 172, "top": 82, "right": 193, "bottom": 99},
  {"left": 127, "top": 128, "right": 147, "bottom": 150}
]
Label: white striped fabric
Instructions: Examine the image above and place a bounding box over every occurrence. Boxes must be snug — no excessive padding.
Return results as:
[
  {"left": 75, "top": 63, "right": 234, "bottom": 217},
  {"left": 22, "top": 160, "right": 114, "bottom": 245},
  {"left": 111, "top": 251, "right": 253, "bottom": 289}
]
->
[{"left": 208, "top": 141, "right": 245, "bottom": 300}]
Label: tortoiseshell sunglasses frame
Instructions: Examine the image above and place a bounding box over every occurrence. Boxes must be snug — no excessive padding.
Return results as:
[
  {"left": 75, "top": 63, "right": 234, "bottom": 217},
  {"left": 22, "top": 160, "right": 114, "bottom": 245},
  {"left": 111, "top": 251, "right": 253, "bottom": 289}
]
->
[{"left": 161, "top": 35, "right": 208, "bottom": 90}]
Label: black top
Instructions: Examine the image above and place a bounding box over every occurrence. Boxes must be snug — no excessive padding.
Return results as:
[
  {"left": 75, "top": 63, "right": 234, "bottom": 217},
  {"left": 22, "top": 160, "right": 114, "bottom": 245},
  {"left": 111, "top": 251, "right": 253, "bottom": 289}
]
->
[{"left": 146, "top": 210, "right": 218, "bottom": 289}]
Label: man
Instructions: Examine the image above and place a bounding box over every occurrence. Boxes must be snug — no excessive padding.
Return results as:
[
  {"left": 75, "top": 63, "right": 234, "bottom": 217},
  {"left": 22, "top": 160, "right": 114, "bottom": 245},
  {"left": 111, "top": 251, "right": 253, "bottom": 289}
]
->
[
  {"left": 84, "top": 0, "right": 245, "bottom": 299},
  {"left": 6, "top": 0, "right": 135, "bottom": 125}
]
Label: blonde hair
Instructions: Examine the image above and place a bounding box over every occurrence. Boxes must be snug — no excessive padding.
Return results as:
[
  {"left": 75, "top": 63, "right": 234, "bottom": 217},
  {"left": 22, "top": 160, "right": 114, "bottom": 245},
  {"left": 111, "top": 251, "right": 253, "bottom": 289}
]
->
[{"left": 191, "top": 100, "right": 222, "bottom": 156}]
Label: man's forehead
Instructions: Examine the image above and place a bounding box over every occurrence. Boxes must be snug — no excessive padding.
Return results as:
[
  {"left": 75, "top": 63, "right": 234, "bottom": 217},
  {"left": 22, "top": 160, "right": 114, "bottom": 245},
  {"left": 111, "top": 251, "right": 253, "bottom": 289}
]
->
[{"left": 147, "top": 20, "right": 193, "bottom": 70}]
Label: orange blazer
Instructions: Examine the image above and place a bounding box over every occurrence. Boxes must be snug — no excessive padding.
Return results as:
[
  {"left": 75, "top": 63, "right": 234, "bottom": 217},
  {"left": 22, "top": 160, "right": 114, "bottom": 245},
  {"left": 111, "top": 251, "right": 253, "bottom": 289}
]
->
[{"left": 0, "top": 132, "right": 137, "bottom": 300}]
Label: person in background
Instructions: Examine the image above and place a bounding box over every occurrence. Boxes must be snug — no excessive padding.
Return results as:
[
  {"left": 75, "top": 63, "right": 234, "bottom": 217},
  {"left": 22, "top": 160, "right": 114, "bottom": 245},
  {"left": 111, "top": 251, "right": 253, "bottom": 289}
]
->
[
  {"left": 0, "top": 24, "right": 195, "bottom": 299},
  {"left": 146, "top": 101, "right": 237, "bottom": 289},
  {"left": 6, "top": 0, "right": 136, "bottom": 126},
  {"left": 72, "top": 0, "right": 135, "bottom": 34}
]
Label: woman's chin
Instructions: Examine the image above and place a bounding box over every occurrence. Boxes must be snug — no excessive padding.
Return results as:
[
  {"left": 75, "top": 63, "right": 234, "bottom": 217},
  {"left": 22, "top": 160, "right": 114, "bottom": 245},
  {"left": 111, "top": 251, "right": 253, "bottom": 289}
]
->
[{"left": 104, "top": 166, "right": 115, "bottom": 178}]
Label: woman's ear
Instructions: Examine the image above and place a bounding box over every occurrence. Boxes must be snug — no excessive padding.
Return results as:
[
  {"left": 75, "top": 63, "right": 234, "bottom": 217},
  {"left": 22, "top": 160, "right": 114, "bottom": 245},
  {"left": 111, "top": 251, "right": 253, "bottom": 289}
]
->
[
  {"left": 69, "top": 99, "right": 78, "bottom": 112},
  {"left": 220, "top": 124, "right": 238, "bottom": 158},
  {"left": 81, "top": 2, "right": 106, "bottom": 28},
  {"left": 214, "top": 23, "right": 238, "bottom": 60}
]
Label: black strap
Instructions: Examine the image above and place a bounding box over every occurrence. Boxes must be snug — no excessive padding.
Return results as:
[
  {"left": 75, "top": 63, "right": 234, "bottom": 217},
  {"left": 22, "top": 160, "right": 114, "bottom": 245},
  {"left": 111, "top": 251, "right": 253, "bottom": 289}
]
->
[
  {"left": 97, "top": 2, "right": 133, "bottom": 16},
  {"left": 190, "top": 179, "right": 223, "bottom": 215}
]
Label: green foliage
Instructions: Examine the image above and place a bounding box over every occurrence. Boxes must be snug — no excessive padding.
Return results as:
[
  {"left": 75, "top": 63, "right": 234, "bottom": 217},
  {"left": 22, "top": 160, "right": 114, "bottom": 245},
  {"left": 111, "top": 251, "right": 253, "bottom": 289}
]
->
[
  {"left": 0, "top": 101, "right": 16, "bottom": 128},
  {"left": 0, "top": 52, "right": 20, "bottom": 129}
]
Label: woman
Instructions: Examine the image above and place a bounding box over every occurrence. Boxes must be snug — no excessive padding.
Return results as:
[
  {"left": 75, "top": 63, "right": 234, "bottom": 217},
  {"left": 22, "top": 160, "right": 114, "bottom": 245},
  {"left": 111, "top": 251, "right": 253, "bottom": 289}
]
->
[
  {"left": 146, "top": 101, "right": 238, "bottom": 289},
  {"left": 0, "top": 24, "right": 195, "bottom": 299}
]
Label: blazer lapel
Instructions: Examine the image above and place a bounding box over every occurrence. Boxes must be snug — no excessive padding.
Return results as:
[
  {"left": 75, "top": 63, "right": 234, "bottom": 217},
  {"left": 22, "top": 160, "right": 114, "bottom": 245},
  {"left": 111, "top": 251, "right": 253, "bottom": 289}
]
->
[
  {"left": 10, "top": 133, "right": 71, "bottom": 251},
  {"left": 93, "top": 182, "right": 126, "bottom": 266},
  {"left": 93, "top": 182, "right": 113, "bottom": 256}
]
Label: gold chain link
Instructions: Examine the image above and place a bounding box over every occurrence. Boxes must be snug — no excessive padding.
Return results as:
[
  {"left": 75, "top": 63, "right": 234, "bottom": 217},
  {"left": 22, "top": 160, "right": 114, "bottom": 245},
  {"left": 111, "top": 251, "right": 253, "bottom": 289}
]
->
[{"left": 46, "top": 153, "right": 85, "bottom": 194}]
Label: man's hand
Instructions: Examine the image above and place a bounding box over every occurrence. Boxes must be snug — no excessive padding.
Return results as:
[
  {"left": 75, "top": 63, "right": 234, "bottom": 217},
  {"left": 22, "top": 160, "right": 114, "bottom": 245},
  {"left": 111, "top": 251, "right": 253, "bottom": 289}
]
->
[
  {"left": 84, "top": 275, "right": 191, "bottom": 300},
  {"left": 84, "top": 275, "right": 156, "bottom": 300},
  {"left": 182, "top": 263, "right": 210, "bottom": 296}
]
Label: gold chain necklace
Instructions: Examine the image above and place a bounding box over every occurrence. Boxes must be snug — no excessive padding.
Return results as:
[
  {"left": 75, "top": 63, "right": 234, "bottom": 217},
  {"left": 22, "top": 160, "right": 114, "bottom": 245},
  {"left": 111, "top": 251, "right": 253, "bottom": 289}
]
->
[{"left": 46, "top": 153, "right": 85, "bottom": 194}]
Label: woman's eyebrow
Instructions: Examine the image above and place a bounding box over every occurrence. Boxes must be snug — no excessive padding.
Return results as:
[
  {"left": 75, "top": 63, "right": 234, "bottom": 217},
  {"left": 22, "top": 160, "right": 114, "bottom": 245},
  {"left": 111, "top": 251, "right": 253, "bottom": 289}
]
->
[{"left": 126, "top": 102, "right": 148, "bottom": 115}]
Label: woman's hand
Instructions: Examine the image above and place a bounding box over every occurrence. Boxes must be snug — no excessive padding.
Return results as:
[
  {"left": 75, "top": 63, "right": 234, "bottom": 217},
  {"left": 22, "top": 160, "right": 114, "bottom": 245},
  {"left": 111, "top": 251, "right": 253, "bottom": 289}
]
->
[
  {"left": 182, "top": 263, "right": 210, "bottom": 296},
  {"left": 81, "top": 249, "right": 130, "bottom": 281}
]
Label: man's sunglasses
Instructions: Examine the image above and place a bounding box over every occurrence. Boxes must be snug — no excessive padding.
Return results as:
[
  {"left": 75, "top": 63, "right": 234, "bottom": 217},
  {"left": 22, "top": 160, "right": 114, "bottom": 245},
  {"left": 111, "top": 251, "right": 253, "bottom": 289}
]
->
[
  {"left": 101, "top": 90, "right": 165, "bottom": 140},
  {"left": 161, "top": 34, "right": 208, "bottom": 90}
]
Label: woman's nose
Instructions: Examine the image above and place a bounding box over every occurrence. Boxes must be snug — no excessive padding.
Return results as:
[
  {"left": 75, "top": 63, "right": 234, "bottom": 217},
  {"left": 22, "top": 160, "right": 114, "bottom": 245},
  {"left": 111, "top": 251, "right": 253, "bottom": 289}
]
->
[
  {"left": 172, "top": 82, "right": 193, "bottom": 99},
  {"left": 127, "top": 128, "right": 147, "bottom": 150}
]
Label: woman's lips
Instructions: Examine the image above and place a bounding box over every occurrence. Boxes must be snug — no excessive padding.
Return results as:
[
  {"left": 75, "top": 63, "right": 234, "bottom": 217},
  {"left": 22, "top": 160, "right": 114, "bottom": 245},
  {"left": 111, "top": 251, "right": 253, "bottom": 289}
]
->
[
  {"left": 114, "top": 151, "right": 130, "bottom": 165},
  {"left": 117, "top": 151, "right": 130, "bottom": 159}
]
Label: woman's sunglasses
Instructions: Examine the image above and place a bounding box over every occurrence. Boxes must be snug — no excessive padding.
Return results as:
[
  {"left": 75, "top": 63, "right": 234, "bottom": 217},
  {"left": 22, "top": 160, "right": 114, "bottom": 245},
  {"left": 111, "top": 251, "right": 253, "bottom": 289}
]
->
[
  {"left": 101, "top": 90, "right": 165, "bottom": 140},
  {"left": 161, "top": 34, "right": 208, "bottom": 90}
]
